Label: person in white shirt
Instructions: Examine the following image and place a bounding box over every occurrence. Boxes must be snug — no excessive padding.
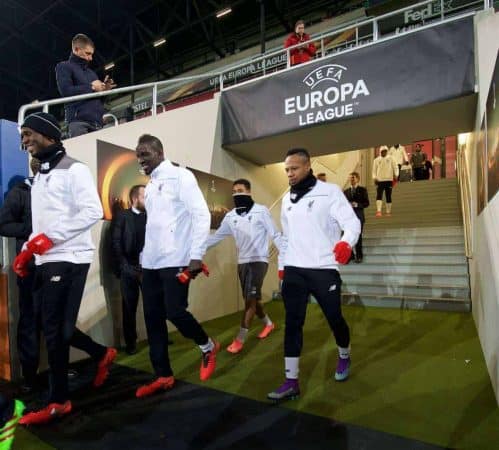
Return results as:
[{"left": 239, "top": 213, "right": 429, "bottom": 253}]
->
[
  {"left": 16, "top": 113, "right": 117, "bottom": 426},
  {"left": 267, "top": 148, "right": 360, "bottom": 403},
  {"left": 372, "top": 146, "right": 399, "bottom": 217},
  {"left": 388, "top": 144, "right": 408, "bottom": 180},
  {"left": 206, "top": 179, "right": 281, "bottom": 354},
  {"left": 134, "top": 134, "right": 219, "bottom": 398}
]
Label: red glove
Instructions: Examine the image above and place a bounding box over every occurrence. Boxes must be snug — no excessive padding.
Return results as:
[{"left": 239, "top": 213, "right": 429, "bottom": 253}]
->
[
  {"left": 177, "top": 264, "right": 210, "bottom": 284},
  {"left": 26, "top": 233, "right": 54, "bottom": 255},
  {"left": 278, "top": 270, "right": 284, "bottom": 280},
  {"left": 392, "top": 178, "right": 397, "bottom": 187},
  {"left": 13, "top": 250, "right": 33, "bottom": 278},
  {"left": 333, "top": 241, "right": 352, "bottom": 265}
]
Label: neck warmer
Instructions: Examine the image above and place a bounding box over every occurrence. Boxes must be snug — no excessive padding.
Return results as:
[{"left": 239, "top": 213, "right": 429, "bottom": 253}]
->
[
  {"left": 37, "top": 142, "right": 66, "bottom": 174},
  {"left": 290, "top": 171, "right": 316, "bottom": 203},
  {"left": 233, "top": 194, "right": 254, "bottom": 216}
]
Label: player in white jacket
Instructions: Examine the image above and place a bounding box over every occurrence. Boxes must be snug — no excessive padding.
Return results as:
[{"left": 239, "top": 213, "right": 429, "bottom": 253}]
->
[
  {"left": 206, "top": 179, "right": 281, "bottom": 354},
  {"left": 268, "top": 148, "right": 360, "bottom": 403},
  {"left": 134, "top": 134, "right": 219, "bottom": 398},
  {"left": 16, "top": 113, "right": 116, "bottom": 426},
  {"left": 372, "top": 146, "right": 399, "bottom": 217}
]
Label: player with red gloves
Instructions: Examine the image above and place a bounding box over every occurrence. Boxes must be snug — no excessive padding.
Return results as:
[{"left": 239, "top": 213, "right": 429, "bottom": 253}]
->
[
  {"left": 16, "top": 113, "right": 116, "bottom": 426},
  {"left": 268, "top": 148, "right": 360, "bottom": 403}
]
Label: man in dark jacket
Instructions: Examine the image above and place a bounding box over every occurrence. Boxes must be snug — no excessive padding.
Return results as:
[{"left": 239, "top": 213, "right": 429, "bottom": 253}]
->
[
  {"left": 343, "top": 172, "right": 369, "bottom": 263},
  {"left": 0, "top": 158, "right": 40, "bottom": 392},
  {"left": 111, "top": 185, "right": 146, "bottom": 355},
  {"left": 55, "top": 33, "right": 115, "bottom": 138}
]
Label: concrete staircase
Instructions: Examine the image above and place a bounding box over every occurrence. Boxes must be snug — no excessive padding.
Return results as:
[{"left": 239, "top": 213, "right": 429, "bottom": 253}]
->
[{"left": 341, "top": 178, "right": 471, "bottom": 312}]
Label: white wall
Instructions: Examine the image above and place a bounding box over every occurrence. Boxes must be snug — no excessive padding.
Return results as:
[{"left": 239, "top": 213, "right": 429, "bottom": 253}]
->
[{"left": 468, "top": 9, "right": 499, "bottom": 404}]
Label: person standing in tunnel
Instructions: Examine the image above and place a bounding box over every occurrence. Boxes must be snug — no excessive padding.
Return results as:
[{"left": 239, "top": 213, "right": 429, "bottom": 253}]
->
[{"left": 268, "top": 148, "right": 360, "bottom": 403}]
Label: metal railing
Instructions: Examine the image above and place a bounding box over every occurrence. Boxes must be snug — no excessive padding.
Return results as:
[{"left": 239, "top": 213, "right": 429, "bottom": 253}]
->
[
  {"left": 456, "top": 137, "right": 473, "bottom": 258},
  {"left": 17, "top": 0, "right": 491, "bottom": 124}
]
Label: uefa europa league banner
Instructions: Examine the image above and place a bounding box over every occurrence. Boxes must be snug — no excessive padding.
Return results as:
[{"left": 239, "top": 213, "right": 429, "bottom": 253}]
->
[{"left": 221, "top": 16, "right": 474, "bottom": 145}]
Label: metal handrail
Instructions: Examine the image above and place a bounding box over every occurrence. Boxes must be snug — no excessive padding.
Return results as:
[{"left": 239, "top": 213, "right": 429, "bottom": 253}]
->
[
  {"left": 17, "top": 0, "right": 489, "bottom": 124},
  {"left": 456, "top": 140, "right": 473, "bottom": 258},
  {"left": 17, "top": 71, "right": 222, "bottom": 124}
]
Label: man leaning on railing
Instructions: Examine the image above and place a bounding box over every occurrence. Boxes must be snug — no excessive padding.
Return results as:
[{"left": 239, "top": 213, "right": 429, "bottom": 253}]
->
[
  {"left": 284, "top": 20, "right": 316, "bottom": 66},
  {"left": 55, "top": 33, "right": 116, "bottom": 138}
]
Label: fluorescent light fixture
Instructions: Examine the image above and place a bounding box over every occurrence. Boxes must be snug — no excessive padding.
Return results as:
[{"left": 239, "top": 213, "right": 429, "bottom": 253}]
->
[
  {"left": 104, "top": 62, "right": 115, "bottom": 71},
  {"left": 153, "top": 37, "right": 166, "bottom": 47},
  {"left": 216, "top": 7, "right": 232, "bottom": 18}
]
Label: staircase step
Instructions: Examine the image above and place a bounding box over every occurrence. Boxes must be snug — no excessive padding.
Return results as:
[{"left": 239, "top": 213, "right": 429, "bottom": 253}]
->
[
  {"left": 358, "top": 254, "right": 467, "bottom": 264},
  {"left": 340, "top": 272, "right": 469, "bottom": 287},
  {"left": 365, "top": 245, "right": 465, "bottom": 255},
  {"left": 363, "top": 235, "right": 464, "bottom": 246},
  {"left": 342, "top": 282, "right": 469, "bottom": 299},
  {"left": 363, "top": 226, "right": 464, "bottom": 237},
  {"left": 341, "top": 293, "right": 471, "bottom": 312},
  {"left": 340, "top": 264, "right": 468, "bottom": 275}
]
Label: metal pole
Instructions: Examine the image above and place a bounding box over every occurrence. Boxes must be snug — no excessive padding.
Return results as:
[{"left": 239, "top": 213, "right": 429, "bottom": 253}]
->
[
  {"left": 129, "top": 23, "right": 135, "bottom": 103},
  {"left": 320, "top": 37, "right": 325, "bottom": 57},
  {"left": 259, "top": 0, "right": 266, "bottom": 54},
  {"left": 373, "top": 19, "right": 378, "bottom": 41},
  {"left": 152, "top": 84, "right": 157, "bottom": 116},
  {"left": 440, "top": 0, "right": 445, "bottom": 19},
  {"left": 286, "top": 48, "right": 290, "bottom": 68},
  {"left": 43, "top": 104, "right": 48, "bottom": 113},
  {"left": 355, "top": 27, "right": 359, "bottom": 46},
  {"left": 219, "top": 73, "right": 224, "bottom": 91}
]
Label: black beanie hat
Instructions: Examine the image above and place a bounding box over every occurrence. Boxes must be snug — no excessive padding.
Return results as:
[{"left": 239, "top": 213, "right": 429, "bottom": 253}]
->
[{"left": 21, "top": 112, "right": 61, "bottom": 141}]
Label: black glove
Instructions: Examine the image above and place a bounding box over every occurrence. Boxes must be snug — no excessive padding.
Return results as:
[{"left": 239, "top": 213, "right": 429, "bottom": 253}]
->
[{"left": 187, "top": 259, "right": 203, "bottom": 279}]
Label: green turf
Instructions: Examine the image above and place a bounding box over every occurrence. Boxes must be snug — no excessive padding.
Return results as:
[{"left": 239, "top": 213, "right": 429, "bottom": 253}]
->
[
  {"left": 14, "top": 302, "right": 499, "bottom": 449},
  {"left": 117, "top": 302, "right": 499, "bottom": 450}
]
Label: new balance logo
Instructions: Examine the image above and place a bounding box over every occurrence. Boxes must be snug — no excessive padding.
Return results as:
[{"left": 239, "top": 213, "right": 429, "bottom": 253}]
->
[
  {"left": 329, "top": 284, "right": 336, "bottom": 292},
  {"left": 50, "top": 276, "right": 61, "bottom": 282}
]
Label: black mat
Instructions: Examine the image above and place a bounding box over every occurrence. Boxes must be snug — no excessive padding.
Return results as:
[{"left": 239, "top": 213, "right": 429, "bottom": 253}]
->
[{"left": 14, "top": 361, "right": 449, "bottom": 450}]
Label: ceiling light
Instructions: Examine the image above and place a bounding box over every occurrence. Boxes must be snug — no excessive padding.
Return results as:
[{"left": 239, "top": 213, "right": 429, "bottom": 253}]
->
[
  {"left": 216, "top": 7, "right": 232, "bottom": 18},
  {"left": 104, "top": 62, "right": 115, "bottom": 71},
  {"left": 153, "top": 37, "right": 166, "bottom": 47}
]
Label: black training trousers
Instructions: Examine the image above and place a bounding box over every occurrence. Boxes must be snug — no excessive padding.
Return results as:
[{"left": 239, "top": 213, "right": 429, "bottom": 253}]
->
[
  {"left": 33, "top": 262, "right": 106, "bottom": 403},
  {"left": 376, "top": 181, "right": 392, "bottom": 203},
  {"left": 142, "top": 268, "right": 209, "bottom": 377},
  {"left": 282, "top": 266, "right": 350, "bottom": 357}
]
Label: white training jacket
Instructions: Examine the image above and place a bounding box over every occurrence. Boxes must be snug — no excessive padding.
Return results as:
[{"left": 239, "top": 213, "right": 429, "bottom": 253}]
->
[
  {"left": 30, "top": 155, "right": 103, "bottom": 265},
  {"left": 206, "top": 203, "right": 282, "bottom": 264},
  {"left": 388, "top": 146, "right": 408, "bottom": 166},
  {"left": 279, "top": 180, "right": 360, "bottom": 270},
  {"left": 141, "top": 159, "right": 210, "bottom": 269},
  {"left": 372, "top": 155, "right": 399, "bottom": 182}
]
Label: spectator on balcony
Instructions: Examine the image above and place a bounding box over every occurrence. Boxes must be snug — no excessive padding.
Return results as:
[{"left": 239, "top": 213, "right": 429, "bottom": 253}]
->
[
  {"left": 284, "top": 20, "right": 316, "bottom": 66},
  {"left": 55, "top": 34, "right": 116, "bottom": 138}
]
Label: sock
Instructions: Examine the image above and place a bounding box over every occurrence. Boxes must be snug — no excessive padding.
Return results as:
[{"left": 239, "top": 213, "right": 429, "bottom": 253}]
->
[
  {"left": 376, "top": 200, "right": 382, "bottom": 212},
  {"left": 237, "top": 328, "right": 249, "bottom": 343},
  {"left": 386, "top": 203, "right": 392, "bottom": 213},
  {"left": 338, "top": 346, "right": 350, "bottom": 359},
  {"left": 261, "top": 315, "right": 273, "bottom": 326},
  {"left": 199, "top": 338, "right": 214, "bottom": 353},
  {"left": 285, "top": 357, "right": 300, "bottom": 379}
]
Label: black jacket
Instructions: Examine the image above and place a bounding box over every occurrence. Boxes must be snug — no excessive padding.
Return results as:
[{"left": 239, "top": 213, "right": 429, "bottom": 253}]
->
[
  {"left": 55, "top": 53, "right": 105, "bottom": 126},
  {"left": 111, "top": 209, "right": 146, "bottom": 268},
  {"left": 343, "top": 185, "right": 369, "bottom": 222},
  {"left": 0, "top": 179, "right": 32, "bottom": 255}
]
